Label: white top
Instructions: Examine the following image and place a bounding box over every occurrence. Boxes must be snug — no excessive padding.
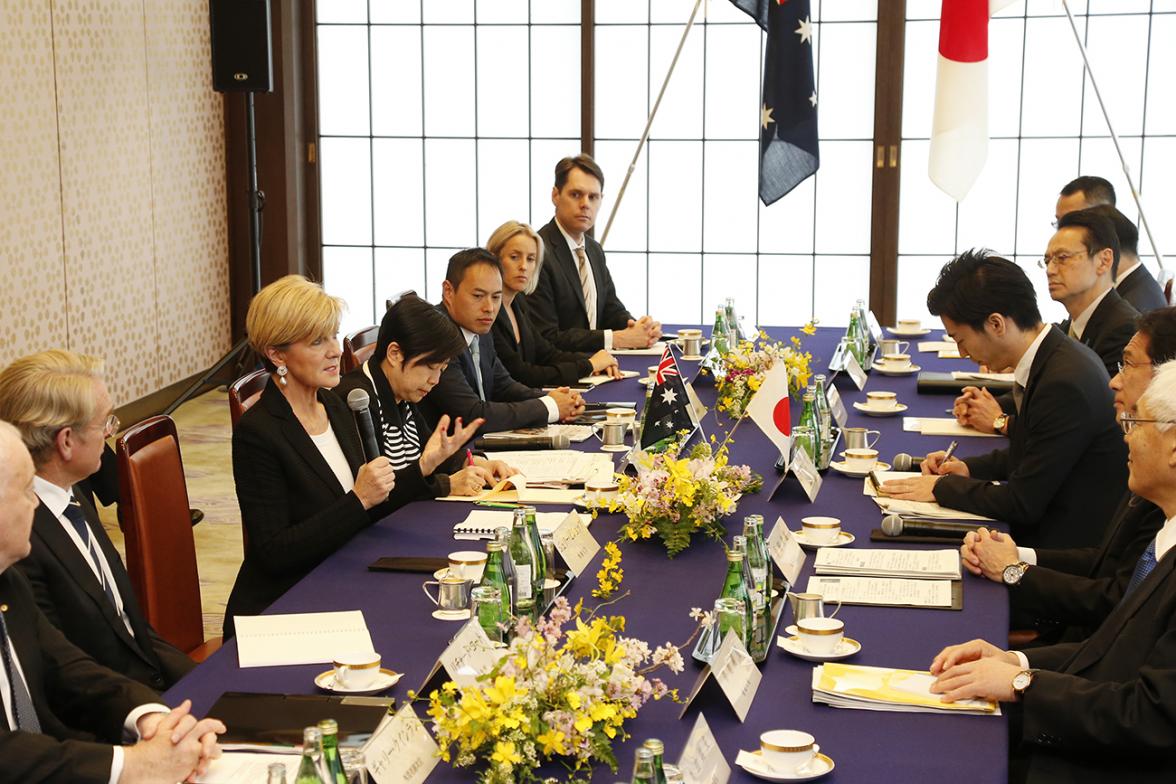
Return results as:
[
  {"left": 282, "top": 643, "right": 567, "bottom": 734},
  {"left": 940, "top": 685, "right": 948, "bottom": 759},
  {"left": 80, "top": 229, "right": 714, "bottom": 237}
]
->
[
  {"left": 309, "top": 426, "right": 355, "bottom": 493},
  {"left": 554, "top": 217, "right": 614, "bottom": 350},
  {"left": 461, "top": 329, "right": 559, "bottom": 423},
  {"left": 1069, "top": 286, "right": 1112, "bottom": 341},
  {"left": 32, "top": 475, "right": 133, "bottom": 638},
  {"left": 1012, "top": 324, "right": 1053, "bottom": 391}
]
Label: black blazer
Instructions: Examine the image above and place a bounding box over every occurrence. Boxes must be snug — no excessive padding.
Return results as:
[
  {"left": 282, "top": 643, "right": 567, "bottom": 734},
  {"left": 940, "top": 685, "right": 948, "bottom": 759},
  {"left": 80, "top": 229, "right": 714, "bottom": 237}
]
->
[
  {"left": 1012, "top": 492, "right": 1165, "bottom": 643},
  {"left": 16, "top": 492, "right": 193, "bottom": 690},
  {"left": 491, "top": 294, "right": 594, "bottom": 387},
  {"left": 1057, "top": 287, "right": 1138, "bottom": 378},
  {"left": 418, "top": 308, "right": 549, "bottom": 435},
  {"left": 1016, "top": 546, "right": 1176, "bottom": 782},
  {"left": 334, "top": 361, "right": 470, "bottom": 499},
  {"left": 528, "top": 219, "right": 634, "bottom": 352},
  {"left": 1116, "top": 263, "right": 1167, "bottom": 314},
  {"left": 0, "top": 568, "right": 159, "bottom": 784},
  {"left": 934, "top": 326, "right": 1128, "bottom": 549},
  {"left": 224, "top": 379, "right": 397, "bottom": 638}
]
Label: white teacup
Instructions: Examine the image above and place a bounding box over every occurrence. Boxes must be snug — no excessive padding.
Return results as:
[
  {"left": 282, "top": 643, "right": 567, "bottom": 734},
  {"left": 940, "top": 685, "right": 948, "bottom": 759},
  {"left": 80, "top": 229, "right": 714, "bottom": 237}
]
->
[
  {"left": 760, "top": 729, "right": 820, "bottom": 774},
  {"left": 447, "top": 551, "right": 487, "bottom": 582},
  {"left": 333, "top": 651, "right": 382, "bottom": 690},
  {"left": 866, "top": 391, "right": 898, "bottom": 410},
  {"left": 586, "top": 479, "right": 619, "bottom": 505},
  {"left": 647, "top": 365, "right": 659, "bottom": 382},
  {"left": 606, "top": 408, "right": 636, "bottom": 426},
  {"left": 678, "top": 328, "right": 703, "bottom": 340},
  {"left": 843, "top": 448, "right": 879, "bottom": 472},
  {"left": 897, "top": 318, "right": 922, "bottom": 331},
  {"left": 880, "top": 353, "right": 912, "bottom": 370},
  {"left": 800, "top": 516, "right": 841, "bottom": 545},
  {"left": 797, "top": 616, "right": 845, "bottom": 656}
]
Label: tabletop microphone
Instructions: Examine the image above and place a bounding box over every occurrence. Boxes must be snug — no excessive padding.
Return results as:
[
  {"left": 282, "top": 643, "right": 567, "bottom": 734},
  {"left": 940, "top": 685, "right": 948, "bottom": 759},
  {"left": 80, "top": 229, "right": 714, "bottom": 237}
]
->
[
  {"left": 346, "top": 388, "right": 382, "bottom": 462},
  {"left": 474, "top": 434, "right": 571, "bottom": 451},
  {"left": 881, "top": 513, "right": 983, "bottom": 540},
  {"left": 891, "top": 452, "right": 925, "bottom": 472}
]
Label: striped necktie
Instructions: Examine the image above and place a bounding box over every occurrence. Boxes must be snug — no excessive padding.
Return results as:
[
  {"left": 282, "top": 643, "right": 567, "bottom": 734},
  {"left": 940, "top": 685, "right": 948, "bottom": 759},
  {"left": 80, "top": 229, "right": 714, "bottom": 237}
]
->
[
  {"left": 62, "top": 498, "right": 119, "bottom": 610},
  {"left": 468, "top": 337, "right": 486, "bottom": 401},
  {"left": 575, "top": 246, "right": 597, "bottom": 329},
  {"left": 0, "top": 610, "right": 41, "bottom": 733}
]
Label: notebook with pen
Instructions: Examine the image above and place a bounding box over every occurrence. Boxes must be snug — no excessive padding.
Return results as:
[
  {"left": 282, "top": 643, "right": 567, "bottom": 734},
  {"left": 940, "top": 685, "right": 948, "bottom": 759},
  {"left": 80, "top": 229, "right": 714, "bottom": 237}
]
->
[{"left": 451, "top": 509, "right": 589, "bottom": 540}]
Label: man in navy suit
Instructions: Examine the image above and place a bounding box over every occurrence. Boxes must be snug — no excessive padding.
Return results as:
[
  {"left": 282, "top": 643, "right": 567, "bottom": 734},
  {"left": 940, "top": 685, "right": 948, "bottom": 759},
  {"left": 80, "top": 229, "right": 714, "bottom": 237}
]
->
[{"left": 420, "top": 248, "right": 584, "bottom": 435}]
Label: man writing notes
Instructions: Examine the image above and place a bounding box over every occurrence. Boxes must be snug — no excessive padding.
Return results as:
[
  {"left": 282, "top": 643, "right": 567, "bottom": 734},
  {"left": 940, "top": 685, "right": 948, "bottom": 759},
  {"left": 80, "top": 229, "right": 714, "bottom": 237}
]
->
[
  {"left": 0, "top": 421, "right": 224, "bottom": 784},
  {"left": 930, "top": 360, "right": 1176, "bottom": 783},
  {"left": 882, "top": 250, "right": 1126, "bottom": 549},
  {"left": 421, "top": 248, "right": 584, "bottom": 435},
  {"left": 529, "top": 154, "right": 662, "bottom": 352}
]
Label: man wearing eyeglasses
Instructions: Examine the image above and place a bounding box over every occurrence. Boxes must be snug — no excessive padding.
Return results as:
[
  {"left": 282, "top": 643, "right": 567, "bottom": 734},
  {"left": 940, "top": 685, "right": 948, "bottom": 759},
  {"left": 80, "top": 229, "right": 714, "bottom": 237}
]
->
[
  {"left": 0, "top": 351, "right": 194, "bottom": 691},
  {"left": 929, "top": 359, "right": 1176, "bottom": 783}
]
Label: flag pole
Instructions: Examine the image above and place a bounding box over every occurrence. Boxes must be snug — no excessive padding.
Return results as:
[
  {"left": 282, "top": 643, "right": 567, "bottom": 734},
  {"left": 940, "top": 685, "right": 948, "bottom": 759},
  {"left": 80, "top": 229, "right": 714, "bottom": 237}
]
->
[
  {"left": 1060, "top": 0, "right": 1166, "bottom": 273},
  {"left": 599, "top": 0, "right": 706, "bottom": 247}
]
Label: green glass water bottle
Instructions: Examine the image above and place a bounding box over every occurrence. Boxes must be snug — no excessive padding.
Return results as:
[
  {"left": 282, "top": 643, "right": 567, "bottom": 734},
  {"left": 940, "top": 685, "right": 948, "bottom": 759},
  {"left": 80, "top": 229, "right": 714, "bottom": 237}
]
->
[
  {"left": 524, "top": 506, "right": 546, "bottom": 617},
  {"left": 712, "top": 306, "right": 730, "bottom": 356},
  {"left": 295, "top": 726, "right": 330, "bottom": 784},
  {"left": 317, "top": 719, "right": 348, "bottom": 784},
  {"left": 508, "top": 509, "right": 536, "bottom": 620},
  {"left": 720, "top": 537, "right": 754, "bottom": 651},
  {"left": 632, "top": 747, "right": 657, "bottom": 784},
  {"left": 643, "top": 739, "right": 669, "bottom": 784},
  {"left": 480, "top": 535, "right": 514, "bottom": 624}
]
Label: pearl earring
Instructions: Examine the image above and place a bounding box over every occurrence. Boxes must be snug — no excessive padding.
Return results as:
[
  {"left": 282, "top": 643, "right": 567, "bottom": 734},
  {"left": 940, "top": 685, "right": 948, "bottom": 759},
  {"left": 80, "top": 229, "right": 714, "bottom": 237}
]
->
[{"left": 277, "top": 365, "right": 288, "bottom": 386}]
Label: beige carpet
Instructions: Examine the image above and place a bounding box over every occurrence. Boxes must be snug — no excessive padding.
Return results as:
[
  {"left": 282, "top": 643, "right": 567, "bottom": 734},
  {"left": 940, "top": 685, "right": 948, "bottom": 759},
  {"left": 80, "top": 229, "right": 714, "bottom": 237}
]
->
[{"left": 99, "top": 389, "right": 239, "bottom": 641}]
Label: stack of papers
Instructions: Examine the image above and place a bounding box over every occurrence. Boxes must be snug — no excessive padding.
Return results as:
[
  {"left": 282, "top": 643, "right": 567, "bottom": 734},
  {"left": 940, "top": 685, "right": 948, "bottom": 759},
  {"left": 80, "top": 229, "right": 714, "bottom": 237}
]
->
[
  {"left": 437, "top": 475, "right": 585, "bottom": 506},
  {"left": 484, "top": 450, "right": 614, "bottom": 486},
  {"left": 872, "top": 496, "right": 995, "bottom": 522},
  {"left": 812, "top": 663, "right": 998, "bottom": 715},
  {"left": 804, "top": 575, "right": 955, "bottom": 608},
  {"left": 610, "top": 341, "right": 667, "bottom": 356},
  {"left": 479, "top": 424, "right": 595, "bottom": 443},
  {"left": 916, "top": 341, "right": 956, "bottom": 353},
  {"left": 903, "top": 417, "right": 1002, "bottom": 438},
  {"left": 813, "top": 548, "right": 961, "bottom": 580},
  {"left": 452, "top": 509, "right": 587, "bottom": 540},
  {"left": 235, "top": 611, "right": 373, "bottom": 668}
]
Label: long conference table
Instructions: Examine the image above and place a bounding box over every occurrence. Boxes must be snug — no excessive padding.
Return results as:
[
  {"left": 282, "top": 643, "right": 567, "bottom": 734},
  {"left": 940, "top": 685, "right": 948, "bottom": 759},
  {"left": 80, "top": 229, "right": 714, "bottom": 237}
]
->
[{"left": 166, "top": 326, "right": 1009, "bottom": 783}]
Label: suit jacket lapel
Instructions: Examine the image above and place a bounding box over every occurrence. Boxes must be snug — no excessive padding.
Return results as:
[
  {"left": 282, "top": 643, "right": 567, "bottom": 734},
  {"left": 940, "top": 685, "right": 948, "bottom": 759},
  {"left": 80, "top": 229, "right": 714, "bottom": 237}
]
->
[
  {"left": 261, "top": 381, "right": 353, "bottom": 493},
  {"left": 477, "top": 334, "right": 495, "bottom": 401},
  {"left": 1019, "top": 326, "right": 1064, "bottom": 417},
  {"left": 31, "top": 502, "right": 121, "bottom": 630},
  {"left": 1080, "top": 289, "right": 1119, "bottom": 348},
  {"left": 513, "top": 298, "right": 533, "bottom": 359}
]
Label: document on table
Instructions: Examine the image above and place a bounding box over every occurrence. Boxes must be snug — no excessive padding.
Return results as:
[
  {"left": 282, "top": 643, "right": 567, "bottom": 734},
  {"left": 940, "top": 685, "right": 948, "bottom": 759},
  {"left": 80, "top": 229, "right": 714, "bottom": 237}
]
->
[
  {"left": 453, "top": 509, "right": 589, "bottom": 540},
  {"left": 437, "top": 475, "right": 585, "bottom": 505},
  {"left": 872, "top": 496, "right": 996, "bottom": 522},
  {"left": 937, "top": 348, "right": 963, "bottom": 359},
  {"left": 813, "top": 547, "right": 961, "bottom": 579},
  {"left": 861, "top": 471, "right": 920, "bottom": 496},
  {"left": 478, "top": 424, "right": 595, "bottom": 443},
  {"left": 610, "top": 341, "right": 668, "bottom": 356},
  {"left": 916, "top": 417, "right": 1003, "bottom": 438},
  {"left": 951, "top": 370, "right": 1016, "bottom": 383},
  {"left": 235, "top": 610, "right": 373, "bottom": 668},
  {"left": 578, "top": 370, "right": 640, "bottom": 385},
  {"left": 196, "top": 753, "right": 297, "bottom": 783},
  {"left": 805, "top": 576, "right": 955, "bottom": 608},
  {"left": 812, "top": 663, "right": 999, "bottom": 715},
  {"left": 483, "top": 450, "right": 614, "bottom": 485},
  {"left": 916, "top": 341, "right": 956, "bottom": 353}
]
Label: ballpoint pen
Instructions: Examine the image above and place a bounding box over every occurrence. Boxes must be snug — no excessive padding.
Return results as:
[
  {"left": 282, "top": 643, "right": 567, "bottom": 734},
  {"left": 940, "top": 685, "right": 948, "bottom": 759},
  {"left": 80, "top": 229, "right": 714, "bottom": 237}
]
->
[{"left": 940, "top": 439, "right": 960, "bottom": 473}]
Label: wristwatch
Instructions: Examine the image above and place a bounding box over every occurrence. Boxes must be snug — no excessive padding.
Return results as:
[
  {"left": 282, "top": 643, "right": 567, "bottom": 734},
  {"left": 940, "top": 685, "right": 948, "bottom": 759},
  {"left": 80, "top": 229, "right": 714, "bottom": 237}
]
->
[
  {"left": 1002, "top": 561, "right": 1030, "bottom": 586},
  {"left": 1012, "top": 668, "right": 1037, "bottom": 697},
  {"left": 993, "top": 413, "right": 1010, "bottom": 434}
]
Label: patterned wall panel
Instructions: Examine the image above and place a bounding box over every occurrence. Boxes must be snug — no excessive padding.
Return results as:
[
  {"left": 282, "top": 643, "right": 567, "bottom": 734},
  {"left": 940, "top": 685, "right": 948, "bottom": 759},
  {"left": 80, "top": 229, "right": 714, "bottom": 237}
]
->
[
  {"left": 0, "top": 1, "right": 68, "bottom": 360},
  {"left": 144, "top": 0, "right": 230, "bottom": 388}
]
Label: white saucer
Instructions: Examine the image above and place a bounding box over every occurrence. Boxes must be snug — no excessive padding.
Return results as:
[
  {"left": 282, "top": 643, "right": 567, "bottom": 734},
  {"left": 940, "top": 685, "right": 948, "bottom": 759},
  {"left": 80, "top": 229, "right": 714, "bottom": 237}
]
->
[
  {"left": 600, "top": 444, "right": 630, "bottom": 453},
  {"left": 777, "top": 634, "right": 861, "bottom": 662},
  {"left": 680, "top": 355, "right": 705, "bottom": 362},
  {"left": 737, "top": 750, "right": 835, "bottom": 782},
  {"left": 828, "top": 460, "right": 891, "bottom": 478},
  {"left": 432, "top": 609, "right": 471, "bottom": 622},
  {"left": 793, "top": 530, "right": 855, "bottom": 549},
  {"left": 314, "top": 668, "right": 402, "bottom": 695},
  {"left": 852, "top": 401, "right": 908, "bottom": 417},
  {"left": 871, "top": 363, "right": 921, "bottom": 376},
  {"left": 886, "top": 327, "right": 930, "bottom": 337},
  {"left": 638, "top": 377, "right": 655, "bottom": 387}
]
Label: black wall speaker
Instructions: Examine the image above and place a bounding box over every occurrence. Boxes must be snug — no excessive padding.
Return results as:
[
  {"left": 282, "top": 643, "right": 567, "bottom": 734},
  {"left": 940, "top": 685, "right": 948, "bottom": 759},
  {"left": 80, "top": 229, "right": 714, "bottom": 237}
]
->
[{"left": 209, "top": 0, "right": 274, "bottom": 93}]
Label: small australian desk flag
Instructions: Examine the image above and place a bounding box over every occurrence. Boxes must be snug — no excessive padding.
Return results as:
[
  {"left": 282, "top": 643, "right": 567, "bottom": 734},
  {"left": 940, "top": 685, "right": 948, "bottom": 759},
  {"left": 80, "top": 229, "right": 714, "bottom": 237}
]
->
[
  {"left": 640, "top": 346, "right": 697, "bottom": 452},
  {"left": 731, "top": 0, "right": 820, "bottom": 205}
]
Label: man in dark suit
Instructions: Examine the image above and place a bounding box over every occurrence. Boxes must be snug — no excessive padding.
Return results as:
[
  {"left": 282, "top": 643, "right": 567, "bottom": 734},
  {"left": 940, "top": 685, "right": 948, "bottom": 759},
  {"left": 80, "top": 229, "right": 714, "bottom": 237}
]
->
[
  {"left": 929, "top": 360, "right": 1176, "bottom": 783},
  {"left": 1049, "top": 209, "right": 1138, "bottom": 377},
  {"left": 882, "top": 250, "right": 1127, "bottom": 549},
  {"left": 420, "top": 248, "right": 584, "bottom": 435},
  {"left": 960, "top": 308, "right": 1176, "bottom": 643},
  {"left": 0, "top": 420, "right": 224, "bottom": 784},
  {"left": 0, "top": 351, "right": 193, "bottom": 690},
  {"left": 529, "top": 154, "right": 662, "bottom": 352}
]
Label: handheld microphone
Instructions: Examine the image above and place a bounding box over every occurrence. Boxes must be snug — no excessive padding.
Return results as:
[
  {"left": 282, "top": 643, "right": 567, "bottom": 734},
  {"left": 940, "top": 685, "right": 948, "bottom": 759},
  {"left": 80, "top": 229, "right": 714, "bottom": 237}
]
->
[
  {"left": 891, "top": 452, "right": 925, "bottom": 472},
  {"left": 473, "top": 434, "right": 571, "bottom": 451},
  {"left": 346, "top": 388, "right": 382, "bottom": 462},
  {"left": 880, "top": 513, "right": 983, "bottom": 540}
]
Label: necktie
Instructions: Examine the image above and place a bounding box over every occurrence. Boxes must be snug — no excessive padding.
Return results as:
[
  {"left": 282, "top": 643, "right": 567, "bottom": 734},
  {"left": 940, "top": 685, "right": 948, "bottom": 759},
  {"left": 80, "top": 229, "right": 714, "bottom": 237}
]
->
[
  {"left": 468, "top": 337, "right": 486, "bottom": 401},
  {"left": 62, "top": 498, "right": 118, "bottom": 611},
  {"left": 1067, "top": 322, "right": 1078, "bottom": 339},
  {"left": 0, "top": 610, "right": 41, "bottom": 733},
  {"left": 1123, "top": 539, "right": 1158, "bottom": 598},
  {"left": 575, "top": 246, "right": 597, "bottom": 330},
  {"left": 1012, "top": 381, "right": 1025, "bottom": 415}
]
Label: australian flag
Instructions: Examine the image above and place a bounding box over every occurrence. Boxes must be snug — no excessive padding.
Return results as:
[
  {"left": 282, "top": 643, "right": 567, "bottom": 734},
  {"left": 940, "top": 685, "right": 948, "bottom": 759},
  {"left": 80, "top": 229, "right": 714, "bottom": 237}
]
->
[
  {"left": 639, "top": 346, "right": 698, "bottom": 452},
  {"left": 731, "top": 0, "right": 820, "bottom": 205}
]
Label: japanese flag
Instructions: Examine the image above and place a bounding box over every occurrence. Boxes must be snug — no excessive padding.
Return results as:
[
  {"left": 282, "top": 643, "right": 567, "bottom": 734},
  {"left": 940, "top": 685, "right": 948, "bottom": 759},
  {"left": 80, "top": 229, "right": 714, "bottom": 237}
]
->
[{"left": 747, "top": 362, "right": 793, "bottom": 459}]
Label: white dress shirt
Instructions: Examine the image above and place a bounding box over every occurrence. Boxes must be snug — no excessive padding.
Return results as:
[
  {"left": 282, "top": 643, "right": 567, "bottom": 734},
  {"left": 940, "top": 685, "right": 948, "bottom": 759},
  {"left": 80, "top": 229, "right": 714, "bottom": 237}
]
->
[
  {"left": 1012, "top": 324, "right": 1052, "bottom": 392},
  {"left": 1067, "top": 286, "right": 1112, "bottom": 341},
  {"left": 461, "top": 329, "right": 558, "bottom": 423},
  {"left": 554, "top": 218, "right": 614, "bottom": 350}
]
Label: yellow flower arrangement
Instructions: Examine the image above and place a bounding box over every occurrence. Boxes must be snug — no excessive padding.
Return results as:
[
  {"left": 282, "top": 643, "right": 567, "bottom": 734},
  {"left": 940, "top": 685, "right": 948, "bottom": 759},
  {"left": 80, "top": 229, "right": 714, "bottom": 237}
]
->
[
  {"left": 710, "top": 326, "right": 815, "bottom": 419},
  {"left": 591, "top": 541, "right": 624, "bottom": 599}
]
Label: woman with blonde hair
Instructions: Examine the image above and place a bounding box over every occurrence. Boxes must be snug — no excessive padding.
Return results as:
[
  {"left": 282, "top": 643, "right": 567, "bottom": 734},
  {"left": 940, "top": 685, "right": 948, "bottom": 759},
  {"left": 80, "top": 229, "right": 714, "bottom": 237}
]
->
[{"left": 487, "top": 220, "right": 620, "bottom": 387}]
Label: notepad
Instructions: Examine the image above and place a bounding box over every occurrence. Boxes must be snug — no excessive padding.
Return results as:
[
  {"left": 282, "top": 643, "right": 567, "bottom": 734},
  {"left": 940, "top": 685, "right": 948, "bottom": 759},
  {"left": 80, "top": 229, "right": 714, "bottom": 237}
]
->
[
  {"left": 452, "top": 509, "right": 588, "bottom": 540},
  {"left": 916, "top": 417, "right": 1003, "bottom": 438},
  {"left": 235, "top": 611, "right": 374, "bottom": 668},
  {"left": 813, "top": 547, "right": 961, "bottom": 579},
  {"left": 437, "top": 475, "right": 586, "bottom": 505},
  {"left": 872, "top": 496, "right": 996, "bottom": 522},
  {"left": 482, "top": 451, "right": 615, "bottom": 486},
  {"left": 812, "top": 663, "right": 999, "bottom": 715}
]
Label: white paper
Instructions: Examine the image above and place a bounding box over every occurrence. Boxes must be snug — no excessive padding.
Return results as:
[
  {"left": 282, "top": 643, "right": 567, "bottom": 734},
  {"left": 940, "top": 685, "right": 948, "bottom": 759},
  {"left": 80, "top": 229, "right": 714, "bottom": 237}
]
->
[
  {"left": 478, "top": 424, "right": 595, "bottom": 443},
  {"left": 917, "top": 341, "right": 957, "bottom": 353},
  {"left": 845, "top": 353, "right": 868, "bottom": 390},
  {"left": 937, "top": 348, "right": 963, "bottom": 359},
  {"left": 677, "top": 713, "right": 731, "bottom": 784},
  {"left": 195, "top": 753, "right": 296, "bottom": 784},
  {"left": 482, "top": 450, "right": 614, "bottom": 485},
  {"left": 917, "top": 417, "right": 1002, "bottom": 438},
  {"left": 866, "top": 311, "right": 884, "bottom": 345},
  {"left": 805, "top": 576, "right": 954, "bottom": 608},
  {"left": 364, "top": 704, "right": 441, "bottom": 784},
  {"left": 235, "top": 611, "right": 373, "bottom": 668},
  {"left": 438, "top": 474, "right": 588, "bottom": 505},
  {"left": 813, "top": 548, "right": 961, "bottom": 579},
  {"left": 611, "top": 341, "right": 668, "bottom": 356},
  {"left": 825, "top": 384, "right": 848, "bottom": 428},
  {"left": 577, "top": 369, "right": 640, "bottom": 384},
  {"left": 439, "top": 620, "right": 502, "bottom": 687},
  {"left": 902, "top": 417, "right": 923, "bottom": 432},
  {"left": 790, "top": 448, "right": 822, "bottom": 502},
  {"left": 766, "top": 518, "right": 806, "bottom": 586},
  {"left": 711, "top": 630, "right": 762, "bottom": 722},
  {"left": 872, "top": 496, "right": 996, "bottom": 522},
  {"left": 861, "top": 470, "right": 921, "bottom": 497},
  {"left": 551, "top": 510, "right": 601, "bottom": 576}
]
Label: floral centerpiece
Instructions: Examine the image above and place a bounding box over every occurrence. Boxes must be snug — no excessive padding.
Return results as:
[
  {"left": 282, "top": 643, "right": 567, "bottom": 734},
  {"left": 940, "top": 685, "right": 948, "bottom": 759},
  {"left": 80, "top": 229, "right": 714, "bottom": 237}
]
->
[
  {"left": 426, "top": 596, "right": 695, "bottom": 784},
  {"left": 711, "top": 326, "right": 815, "bottom": 418},
  {"left": 590, "top": 439, "right": 762, "bottom": 557}
]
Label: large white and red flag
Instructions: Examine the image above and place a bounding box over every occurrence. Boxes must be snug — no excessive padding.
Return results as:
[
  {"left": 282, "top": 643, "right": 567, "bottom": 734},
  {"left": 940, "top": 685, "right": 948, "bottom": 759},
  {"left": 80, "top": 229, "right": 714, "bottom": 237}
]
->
[{"left": 928, "top": 0, "right": 1015, "bottom": 202}]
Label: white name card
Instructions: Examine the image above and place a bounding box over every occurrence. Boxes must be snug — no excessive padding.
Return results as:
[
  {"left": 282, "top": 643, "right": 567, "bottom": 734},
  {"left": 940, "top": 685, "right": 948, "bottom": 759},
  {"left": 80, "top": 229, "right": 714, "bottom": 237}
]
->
[
  {"left": 825, "top": 385, "right": 848, "bottom": 429},
  {"left": 552, "top": 511, "right": 600, "bottom": 577},
  {"left": 867, "top": 310, "right": 884, "bottom": 345},
  {"left": 439, "top": 620, "right": 501, "bottom": 687},
  {"left": 766, "top": 517, "right": 806, "bottom": 586},
  {"left": 711, "top": 630, "right": 762, "bottom": 722},
  {"left": 364, "top": 704, "right": 440, "bottom": 784},
  {"left": 677, "top": 713, "right": 731, "bottom": 784},
  {"left": 845, "top": 353, "right": 868, "bottom": 390},
  {"left": 790, "top": 448, "right": 822, "bottom": 502}
]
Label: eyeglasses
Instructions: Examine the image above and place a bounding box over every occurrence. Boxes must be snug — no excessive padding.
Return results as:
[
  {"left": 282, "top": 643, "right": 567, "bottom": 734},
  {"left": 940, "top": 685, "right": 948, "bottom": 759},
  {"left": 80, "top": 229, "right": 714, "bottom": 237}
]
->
[
  {"left": 1119, "top": 413, "right": 1176, "bottom": 435},
  {"left": 1116, "top": 357, "right": 1154, "bottom": 375},
  {"left": 1037, "top": 250, "right": 1089, "bottom": 269},
  {"left": 100, "top": 414, "right": 120, "bottom": 438}
]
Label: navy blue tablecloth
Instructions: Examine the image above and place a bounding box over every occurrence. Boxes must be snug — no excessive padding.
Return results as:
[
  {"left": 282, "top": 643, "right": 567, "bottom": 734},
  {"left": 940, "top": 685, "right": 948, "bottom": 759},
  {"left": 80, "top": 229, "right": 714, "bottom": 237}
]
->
[{"left": 166, "top": 326, "right": 1008, "bottom": 783}]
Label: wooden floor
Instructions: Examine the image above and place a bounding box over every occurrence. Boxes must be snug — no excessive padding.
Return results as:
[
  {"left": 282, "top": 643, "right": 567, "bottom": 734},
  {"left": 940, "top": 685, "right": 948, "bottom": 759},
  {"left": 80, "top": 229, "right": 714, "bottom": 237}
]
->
[{"left": 99, "top": 389, "right": 239, "bottom": 641}]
